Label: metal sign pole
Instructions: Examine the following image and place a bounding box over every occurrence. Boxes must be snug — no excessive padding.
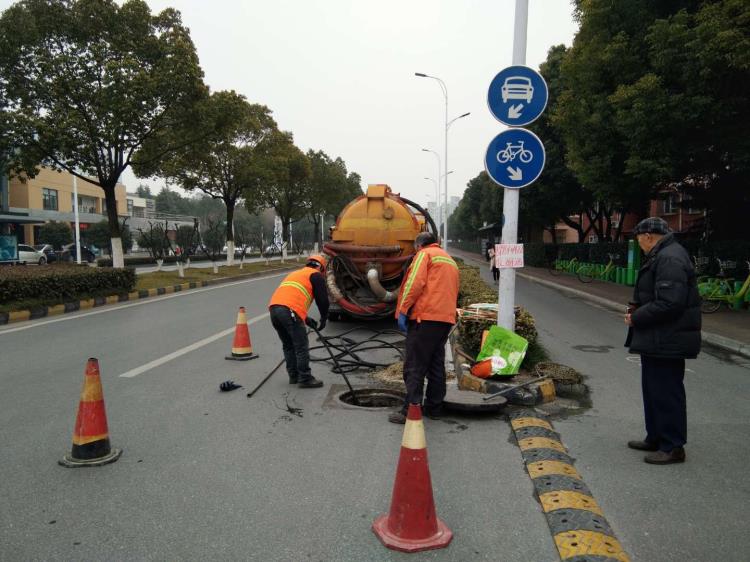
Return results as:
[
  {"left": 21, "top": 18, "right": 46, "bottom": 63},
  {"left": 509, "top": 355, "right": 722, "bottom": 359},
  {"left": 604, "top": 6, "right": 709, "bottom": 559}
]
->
[
  {"left": 497, "top": 0, "right": 528, "bottom": 330},
  {"left": 73, "top": 175, "right": 82, "bottom": 264}
]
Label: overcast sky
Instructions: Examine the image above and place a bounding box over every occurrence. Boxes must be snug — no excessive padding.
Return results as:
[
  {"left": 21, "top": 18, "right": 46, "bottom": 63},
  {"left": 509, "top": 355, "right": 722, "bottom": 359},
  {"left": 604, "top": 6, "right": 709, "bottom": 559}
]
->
[{"left": 4, "top": 0, "right": 579, "bottom": 208}]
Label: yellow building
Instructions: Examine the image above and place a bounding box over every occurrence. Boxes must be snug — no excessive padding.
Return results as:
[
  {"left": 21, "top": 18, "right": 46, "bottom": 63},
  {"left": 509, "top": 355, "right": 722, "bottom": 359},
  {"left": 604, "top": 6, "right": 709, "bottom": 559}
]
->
[{"left": 4, "top": 167, "right": 127, "bottom": 245}]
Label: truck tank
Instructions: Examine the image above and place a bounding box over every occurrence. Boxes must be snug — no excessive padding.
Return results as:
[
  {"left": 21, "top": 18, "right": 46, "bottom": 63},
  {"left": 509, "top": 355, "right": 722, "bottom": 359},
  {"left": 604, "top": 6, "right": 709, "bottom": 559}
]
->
[{"left": 323, "top": 184, "right": 438, "bottom": 320}]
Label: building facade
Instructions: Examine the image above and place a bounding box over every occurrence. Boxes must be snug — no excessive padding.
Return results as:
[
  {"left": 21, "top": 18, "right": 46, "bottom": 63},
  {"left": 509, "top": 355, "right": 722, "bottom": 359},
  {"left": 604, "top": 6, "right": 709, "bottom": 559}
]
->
[{"left": 4, "top": 167, "right": 127, "bottom": 245}]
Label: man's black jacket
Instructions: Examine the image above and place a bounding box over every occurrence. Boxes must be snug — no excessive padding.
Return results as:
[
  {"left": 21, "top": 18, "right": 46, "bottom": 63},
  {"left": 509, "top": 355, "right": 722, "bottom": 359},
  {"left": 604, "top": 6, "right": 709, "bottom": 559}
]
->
[{"left": 626, "top": 233, "right": 701, "bottom": 359}]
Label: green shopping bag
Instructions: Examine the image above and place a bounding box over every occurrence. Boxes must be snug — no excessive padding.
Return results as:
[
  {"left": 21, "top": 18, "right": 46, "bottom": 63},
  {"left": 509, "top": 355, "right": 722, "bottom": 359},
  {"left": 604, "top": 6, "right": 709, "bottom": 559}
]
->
[{"left": 475, "top": 325, "right": 528, "bottom": 376}]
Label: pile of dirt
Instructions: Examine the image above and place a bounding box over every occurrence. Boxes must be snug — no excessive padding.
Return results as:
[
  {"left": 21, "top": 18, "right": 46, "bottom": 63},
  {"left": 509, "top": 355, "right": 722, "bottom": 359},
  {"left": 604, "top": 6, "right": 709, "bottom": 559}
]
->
[
  {"left": 534, "top": 361, "right": 583, "bottom": 384},
  {"left": 371, "top": 361, "right": 456, "bottom": 390}
]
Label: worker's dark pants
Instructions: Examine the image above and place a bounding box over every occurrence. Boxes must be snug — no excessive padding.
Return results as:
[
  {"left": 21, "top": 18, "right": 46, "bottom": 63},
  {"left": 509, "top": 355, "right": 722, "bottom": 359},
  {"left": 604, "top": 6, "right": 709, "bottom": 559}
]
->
[
  {"left": 270, "top": 305, "right": 312, "bottom": 383},
  {"left": 641, "top": 356, "right": 687, "bottom": 452},
  {"left": 491, "top": 266, "right": 500, "bottom": 282},
  {"left": 401, "top": 320, "right": 453, "bottom": 415}
]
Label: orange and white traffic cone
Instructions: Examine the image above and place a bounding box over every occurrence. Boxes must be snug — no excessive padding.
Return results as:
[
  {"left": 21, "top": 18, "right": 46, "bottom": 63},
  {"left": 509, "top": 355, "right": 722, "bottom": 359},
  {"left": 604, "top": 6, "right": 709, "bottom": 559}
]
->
[
  {"left": 59, "top": 358, "right": 121, "bottom": 467},
  {"left": 372, "top": 404, "right": 453, "bottom": 552},
  {"left": 225, "top": 306, "right": 258, "bottom": 361}
]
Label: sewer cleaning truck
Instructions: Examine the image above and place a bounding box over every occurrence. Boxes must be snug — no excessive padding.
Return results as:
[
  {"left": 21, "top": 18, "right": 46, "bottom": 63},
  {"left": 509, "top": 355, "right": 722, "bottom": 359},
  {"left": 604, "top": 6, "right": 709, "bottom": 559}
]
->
[{"left": 323, "top": 184, "right": 438, "bottom": 320}]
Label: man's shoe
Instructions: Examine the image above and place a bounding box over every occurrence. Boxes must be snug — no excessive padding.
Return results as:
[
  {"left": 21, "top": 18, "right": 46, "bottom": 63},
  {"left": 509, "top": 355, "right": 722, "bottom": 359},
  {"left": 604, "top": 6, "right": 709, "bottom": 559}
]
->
[
  {"left": 297, "top": 377, "right": 323, "bottom": 389},
  {"left": 628, "top": 440, "right": 659, "bottom": 452},
  {"left": 423, "top": 406, "right": 444, "bottom": 420},
  {"left": 644, "top": 448, "right": 685, "bottom": 465},
  {"left": 388, "top": 412, "right": 406, "bottom": 424}
]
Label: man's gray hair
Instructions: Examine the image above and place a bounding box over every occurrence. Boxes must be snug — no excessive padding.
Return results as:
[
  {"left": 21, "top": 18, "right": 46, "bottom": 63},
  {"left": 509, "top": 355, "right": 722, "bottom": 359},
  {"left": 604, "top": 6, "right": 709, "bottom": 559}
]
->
[{"left": 415, "top": 231, "right": 437, "bottom": 248}]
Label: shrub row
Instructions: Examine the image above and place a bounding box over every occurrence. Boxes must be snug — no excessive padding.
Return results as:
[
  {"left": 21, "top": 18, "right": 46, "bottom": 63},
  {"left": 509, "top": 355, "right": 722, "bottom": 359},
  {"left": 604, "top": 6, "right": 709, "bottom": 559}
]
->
[{"left": 0, "top": 264, "right": 136, "bottom": 303}]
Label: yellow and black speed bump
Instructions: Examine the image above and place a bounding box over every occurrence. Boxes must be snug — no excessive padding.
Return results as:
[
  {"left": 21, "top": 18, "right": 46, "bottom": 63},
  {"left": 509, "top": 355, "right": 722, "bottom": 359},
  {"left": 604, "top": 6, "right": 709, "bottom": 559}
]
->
[{"left": 509, "top": 409, "right": 630, "bottom": 562}]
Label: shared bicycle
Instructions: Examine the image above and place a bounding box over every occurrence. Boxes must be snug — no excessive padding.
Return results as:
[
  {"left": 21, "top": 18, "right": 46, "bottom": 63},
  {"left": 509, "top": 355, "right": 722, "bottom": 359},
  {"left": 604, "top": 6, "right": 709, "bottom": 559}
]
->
[
  {"left": 699, "top": 259, "right": 750, "bottom": 313},
  {"left": 576, "top": 253, "right": 620, "bottom": 284}
]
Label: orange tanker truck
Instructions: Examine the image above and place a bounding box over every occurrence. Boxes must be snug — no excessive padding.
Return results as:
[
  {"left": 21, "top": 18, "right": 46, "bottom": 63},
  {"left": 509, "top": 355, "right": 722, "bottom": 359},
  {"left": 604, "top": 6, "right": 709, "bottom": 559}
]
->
[{"left": 323, "top": 184, "right": 439, "bottom": 320}]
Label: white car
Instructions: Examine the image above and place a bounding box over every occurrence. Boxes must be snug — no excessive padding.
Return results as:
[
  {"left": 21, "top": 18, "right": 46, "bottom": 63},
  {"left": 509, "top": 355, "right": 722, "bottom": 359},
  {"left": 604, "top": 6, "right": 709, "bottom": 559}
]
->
[
  {"left": 501, "top": 76, "right": 534, "bottom": 103},
  {"left": 18, "top": 244, "right": 47, "bottom": 265}
]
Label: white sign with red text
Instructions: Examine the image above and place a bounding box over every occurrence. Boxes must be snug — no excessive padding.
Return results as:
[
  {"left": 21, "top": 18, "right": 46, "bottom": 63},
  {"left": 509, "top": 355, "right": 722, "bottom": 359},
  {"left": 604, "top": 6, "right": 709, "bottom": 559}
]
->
[{"left": 495, "top": 243, "right": 524, "bottom": 268}]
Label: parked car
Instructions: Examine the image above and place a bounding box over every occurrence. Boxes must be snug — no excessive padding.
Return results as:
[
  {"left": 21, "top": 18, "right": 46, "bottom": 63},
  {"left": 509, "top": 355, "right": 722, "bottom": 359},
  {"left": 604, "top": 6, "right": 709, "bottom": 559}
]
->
[
  {"left": 33, "top": 244, "right": 60, "bottom": 263},
  {"left": 62, "top": 243, "right": 96, "bottom": 263},
  {"left": 18, "top": 244, "right": 47, "bottom": 265}
]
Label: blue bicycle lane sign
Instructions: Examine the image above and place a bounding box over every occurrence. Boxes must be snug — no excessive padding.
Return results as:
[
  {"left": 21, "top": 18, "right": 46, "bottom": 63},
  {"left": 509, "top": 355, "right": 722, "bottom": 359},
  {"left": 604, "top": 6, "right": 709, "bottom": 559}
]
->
[
  {"left": 484, "top": 128, "right": 545, "bottom": 189},
  {"left": 487, "top": 65, "right": 548, "bottom": 127}
]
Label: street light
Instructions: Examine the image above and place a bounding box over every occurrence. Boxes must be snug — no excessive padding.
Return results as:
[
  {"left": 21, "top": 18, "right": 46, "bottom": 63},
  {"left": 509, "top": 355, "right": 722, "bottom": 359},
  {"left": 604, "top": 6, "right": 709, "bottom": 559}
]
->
[
  {"left": 421, "top": 148, "right": 442, "bottom": 239},
  {"left": 415, "top": 72, "right": 470, "bottom": 247}
]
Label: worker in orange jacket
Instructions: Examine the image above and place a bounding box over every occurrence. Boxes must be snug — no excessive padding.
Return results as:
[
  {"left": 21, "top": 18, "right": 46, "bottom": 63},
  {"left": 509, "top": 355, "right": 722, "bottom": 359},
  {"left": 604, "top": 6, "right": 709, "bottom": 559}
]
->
[
  {"left": 389, "top": 232, "right": 459, "bottom": 424},
  {"left": 268, "top": 254, "right": 329, "bottom": 388}
]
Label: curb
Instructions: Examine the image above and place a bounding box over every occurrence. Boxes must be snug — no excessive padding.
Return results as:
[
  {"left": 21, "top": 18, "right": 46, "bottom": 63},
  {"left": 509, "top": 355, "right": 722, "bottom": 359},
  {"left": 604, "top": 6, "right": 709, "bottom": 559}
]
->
[
  {"left": 518, "top": 271, "right": 750, "bottom": 360},
  {"left": 0, "top": 264, "right": 297, "bottom": 327}
]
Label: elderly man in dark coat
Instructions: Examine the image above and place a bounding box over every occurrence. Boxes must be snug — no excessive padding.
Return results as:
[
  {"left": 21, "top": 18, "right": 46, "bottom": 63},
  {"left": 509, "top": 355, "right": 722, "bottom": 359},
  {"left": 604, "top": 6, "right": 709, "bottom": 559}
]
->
[{"left": 625, "top": 217, "right": 701, "bottom": 464}]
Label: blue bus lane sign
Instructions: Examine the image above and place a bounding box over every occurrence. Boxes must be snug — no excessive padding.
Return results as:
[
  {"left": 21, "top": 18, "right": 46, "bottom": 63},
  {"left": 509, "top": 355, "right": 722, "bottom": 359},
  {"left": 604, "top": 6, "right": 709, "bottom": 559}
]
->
[
  {"left": 487, "top": 65, "right": 548, "bottom": 127},
  {"left": 484, "top": 128, "right": 545, "bottom": 189}
]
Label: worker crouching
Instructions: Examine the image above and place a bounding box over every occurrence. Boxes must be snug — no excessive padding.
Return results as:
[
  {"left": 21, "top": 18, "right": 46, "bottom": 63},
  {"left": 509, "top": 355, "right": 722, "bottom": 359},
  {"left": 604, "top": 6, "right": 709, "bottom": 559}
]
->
[
  {"left": 389, "top": 232, "right": 460, "bottom": 424},
  {"left": 268, "top": 254, "right": 329, "bottom": 388}
]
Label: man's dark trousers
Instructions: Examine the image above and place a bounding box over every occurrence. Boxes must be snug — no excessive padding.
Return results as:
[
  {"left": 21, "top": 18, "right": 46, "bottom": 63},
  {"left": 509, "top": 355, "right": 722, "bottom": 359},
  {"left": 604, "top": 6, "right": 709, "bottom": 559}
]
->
[
  {"left": 270, "top": 305, "right": 312, "bottom": 383},
  {"left": 401, "top": 320, "right": 453, "bottom": 415},
  {"left": 641, "top": 355, "right": 687, "bottom": 452}
]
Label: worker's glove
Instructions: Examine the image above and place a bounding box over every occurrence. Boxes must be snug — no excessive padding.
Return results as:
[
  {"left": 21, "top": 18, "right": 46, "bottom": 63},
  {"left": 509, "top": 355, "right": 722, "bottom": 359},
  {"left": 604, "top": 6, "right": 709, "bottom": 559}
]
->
[
  {"left": 219, "top": 380, "right": 243, "bottom": 392},
  {"left": 305, "top": 317, "right": 318, "bottom": 330},
  {"left": 318, "top": 318, "right": 327, "bottom": 332},
  {"left": 398, "top": 313, "right": 408, "bottom": 334}
]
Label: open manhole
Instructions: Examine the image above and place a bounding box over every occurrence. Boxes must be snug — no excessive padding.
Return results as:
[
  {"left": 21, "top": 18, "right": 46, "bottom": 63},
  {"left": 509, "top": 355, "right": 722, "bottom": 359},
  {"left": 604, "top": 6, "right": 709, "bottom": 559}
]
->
[{"left": 336, "top": 388, "right": 405, "bottom": 409}]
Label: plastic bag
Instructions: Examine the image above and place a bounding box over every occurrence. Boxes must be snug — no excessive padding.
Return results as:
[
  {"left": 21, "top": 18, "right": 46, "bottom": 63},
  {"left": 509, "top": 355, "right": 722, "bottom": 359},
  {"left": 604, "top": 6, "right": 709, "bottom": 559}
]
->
[{"left": 475, "top": 325, "right": 528, "bottom": 376}]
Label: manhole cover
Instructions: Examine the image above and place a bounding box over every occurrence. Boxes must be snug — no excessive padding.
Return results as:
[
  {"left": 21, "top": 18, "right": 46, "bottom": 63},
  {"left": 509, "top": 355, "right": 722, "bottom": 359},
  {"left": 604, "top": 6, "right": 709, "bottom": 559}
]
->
[{"left": 337, "top": 388, "right": 405, "bottom": 409}]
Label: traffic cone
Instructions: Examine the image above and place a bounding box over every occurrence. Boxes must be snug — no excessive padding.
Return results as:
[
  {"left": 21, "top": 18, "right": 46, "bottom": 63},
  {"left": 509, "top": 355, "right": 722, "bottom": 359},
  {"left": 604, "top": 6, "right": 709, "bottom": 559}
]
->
[
  {"left": 225, "top": 306, "right": 259, "bottom": 361},
  {"left": 59, "top": 358, "right": 122, "bottom": 468},
  {"left": 372, "top": 404, "right": 453, "bottom": 552}
]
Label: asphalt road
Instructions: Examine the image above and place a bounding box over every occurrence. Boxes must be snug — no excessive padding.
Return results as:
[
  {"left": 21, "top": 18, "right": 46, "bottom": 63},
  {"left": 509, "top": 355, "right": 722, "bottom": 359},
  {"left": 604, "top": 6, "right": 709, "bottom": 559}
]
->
[{"left": 1, "top": 262, "right": 748, "bottom": 561}]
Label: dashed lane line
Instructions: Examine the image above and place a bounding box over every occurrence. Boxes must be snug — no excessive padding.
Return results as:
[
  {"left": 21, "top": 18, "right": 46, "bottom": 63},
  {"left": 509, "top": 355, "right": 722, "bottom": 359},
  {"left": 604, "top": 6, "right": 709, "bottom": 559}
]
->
[
  {"left": 0, "top": 272, "right": 286, "bottom": 336},
  {"left": 118, "top": 312, "right": 269, "bottom": 378}
]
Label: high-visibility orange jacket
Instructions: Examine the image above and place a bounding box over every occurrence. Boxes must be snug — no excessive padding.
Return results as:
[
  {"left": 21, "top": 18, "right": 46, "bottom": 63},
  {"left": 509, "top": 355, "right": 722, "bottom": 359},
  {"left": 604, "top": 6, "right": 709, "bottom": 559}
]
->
[
  {"left": 269, "top": 267, "right": 319, "bottom": 321},
  {"left": 396, "top": 243, "right": 459, "bottom": 324}
]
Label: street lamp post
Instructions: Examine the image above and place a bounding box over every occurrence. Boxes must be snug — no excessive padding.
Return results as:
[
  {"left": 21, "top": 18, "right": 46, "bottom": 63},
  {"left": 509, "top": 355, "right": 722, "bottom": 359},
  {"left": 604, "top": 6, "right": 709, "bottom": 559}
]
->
[
  {"left": 415, "top": 72, "right": 470, "bottom": 248},
  {"left": 421, "top": 148, "right": 442, "bottom": 241}
]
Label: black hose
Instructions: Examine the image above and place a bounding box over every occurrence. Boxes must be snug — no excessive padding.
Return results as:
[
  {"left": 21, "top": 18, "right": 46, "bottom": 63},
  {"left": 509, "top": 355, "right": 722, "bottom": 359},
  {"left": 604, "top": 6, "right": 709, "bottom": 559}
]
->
[{"left": 400, "top": 196, "right": 439, "bottom": 238}]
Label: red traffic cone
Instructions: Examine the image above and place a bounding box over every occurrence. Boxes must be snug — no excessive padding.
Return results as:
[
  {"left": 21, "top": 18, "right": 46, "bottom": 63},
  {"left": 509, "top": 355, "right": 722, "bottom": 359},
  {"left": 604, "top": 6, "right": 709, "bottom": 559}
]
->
[
  {"left": 372, "top": 404, "right": 453, "bottom": 552},
  {"left": 59, "top": 358, "right": 121, "bottom": 467},
  {"left": 225, "top": 306, "right": 258, "bottom": 361}
]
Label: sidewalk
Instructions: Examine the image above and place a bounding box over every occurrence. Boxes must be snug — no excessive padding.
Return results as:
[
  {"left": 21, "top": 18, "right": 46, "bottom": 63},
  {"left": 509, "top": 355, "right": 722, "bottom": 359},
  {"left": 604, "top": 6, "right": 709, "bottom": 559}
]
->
[{"left": 450, "top": 248, "right": 750, "bottom": 359}]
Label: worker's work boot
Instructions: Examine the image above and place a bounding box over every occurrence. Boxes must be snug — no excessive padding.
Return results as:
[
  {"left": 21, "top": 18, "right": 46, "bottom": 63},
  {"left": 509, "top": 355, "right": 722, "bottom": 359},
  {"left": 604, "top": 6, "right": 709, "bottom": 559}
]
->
[
  {"left": 644, "top": 448, "right": 686, "bottom": 465},
  {"left": 388, "top": 412, "right": 406, "bottom": 424},
  {"left": 627, "top": 440, "right": 659, "bottom": 451},
  {"left": 297, "top": 377, "right": 323, "bottom": 389}
]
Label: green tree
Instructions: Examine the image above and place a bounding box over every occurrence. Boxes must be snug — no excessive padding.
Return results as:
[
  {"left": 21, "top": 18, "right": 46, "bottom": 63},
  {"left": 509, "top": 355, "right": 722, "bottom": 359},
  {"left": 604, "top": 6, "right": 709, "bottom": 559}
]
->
[
  {"left": 0, "top": 0, "right": 209, "bottom": 267},
  {"left": 525, "top": 44, "right": 593, "bottom": 242},
  {"left": 134, "top": 185, "right": 152, "bottom": 198},
  {"left": 37, "top": 220, "right": 72, "bottom": 249},
  {"left": 250, "top": 132, "right": 312, "bottom": 246},
  {"left": 154, "top": 186, "right": 193, "bottom": 216},
  {"left": 611, "top": 0, "right": 750, "bottom": 239},
  {"left": 150, "top": 91, "right": 279, "bottom": 263},
  {"left": 554, "top": 0, "right": 659, "bottom": 238}
]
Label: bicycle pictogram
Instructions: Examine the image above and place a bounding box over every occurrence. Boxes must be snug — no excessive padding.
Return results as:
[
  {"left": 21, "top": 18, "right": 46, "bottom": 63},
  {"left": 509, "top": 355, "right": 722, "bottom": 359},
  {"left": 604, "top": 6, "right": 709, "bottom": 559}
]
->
[{"left": 496, "top": 141, "right": 533, "bottom": 164}]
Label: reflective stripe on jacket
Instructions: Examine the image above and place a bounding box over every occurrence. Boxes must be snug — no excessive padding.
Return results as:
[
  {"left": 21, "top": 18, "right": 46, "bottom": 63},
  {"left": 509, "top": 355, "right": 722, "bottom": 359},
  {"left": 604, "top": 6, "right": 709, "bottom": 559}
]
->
[
  {"left": 396, "top": 243, "right": 459, "bottom": 324},
  {"left": 269, "top": 267, "right": 316, "bottom": 320}
]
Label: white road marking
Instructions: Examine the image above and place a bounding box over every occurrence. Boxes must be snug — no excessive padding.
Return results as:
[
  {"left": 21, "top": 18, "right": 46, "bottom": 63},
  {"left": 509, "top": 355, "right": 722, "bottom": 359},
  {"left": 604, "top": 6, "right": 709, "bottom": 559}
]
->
[
  {"left": 0, "top": 271, "right": 287, "bottom": 336},
  {"left": 119, "top": 312, "right": 269, "bottom": 378}
]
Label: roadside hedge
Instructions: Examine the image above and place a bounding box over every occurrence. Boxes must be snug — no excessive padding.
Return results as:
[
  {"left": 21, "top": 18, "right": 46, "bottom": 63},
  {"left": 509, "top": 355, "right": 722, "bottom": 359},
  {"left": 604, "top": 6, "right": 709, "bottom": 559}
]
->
[{"left": 0, "top": 264, "right": 136, "bottom": 303}]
